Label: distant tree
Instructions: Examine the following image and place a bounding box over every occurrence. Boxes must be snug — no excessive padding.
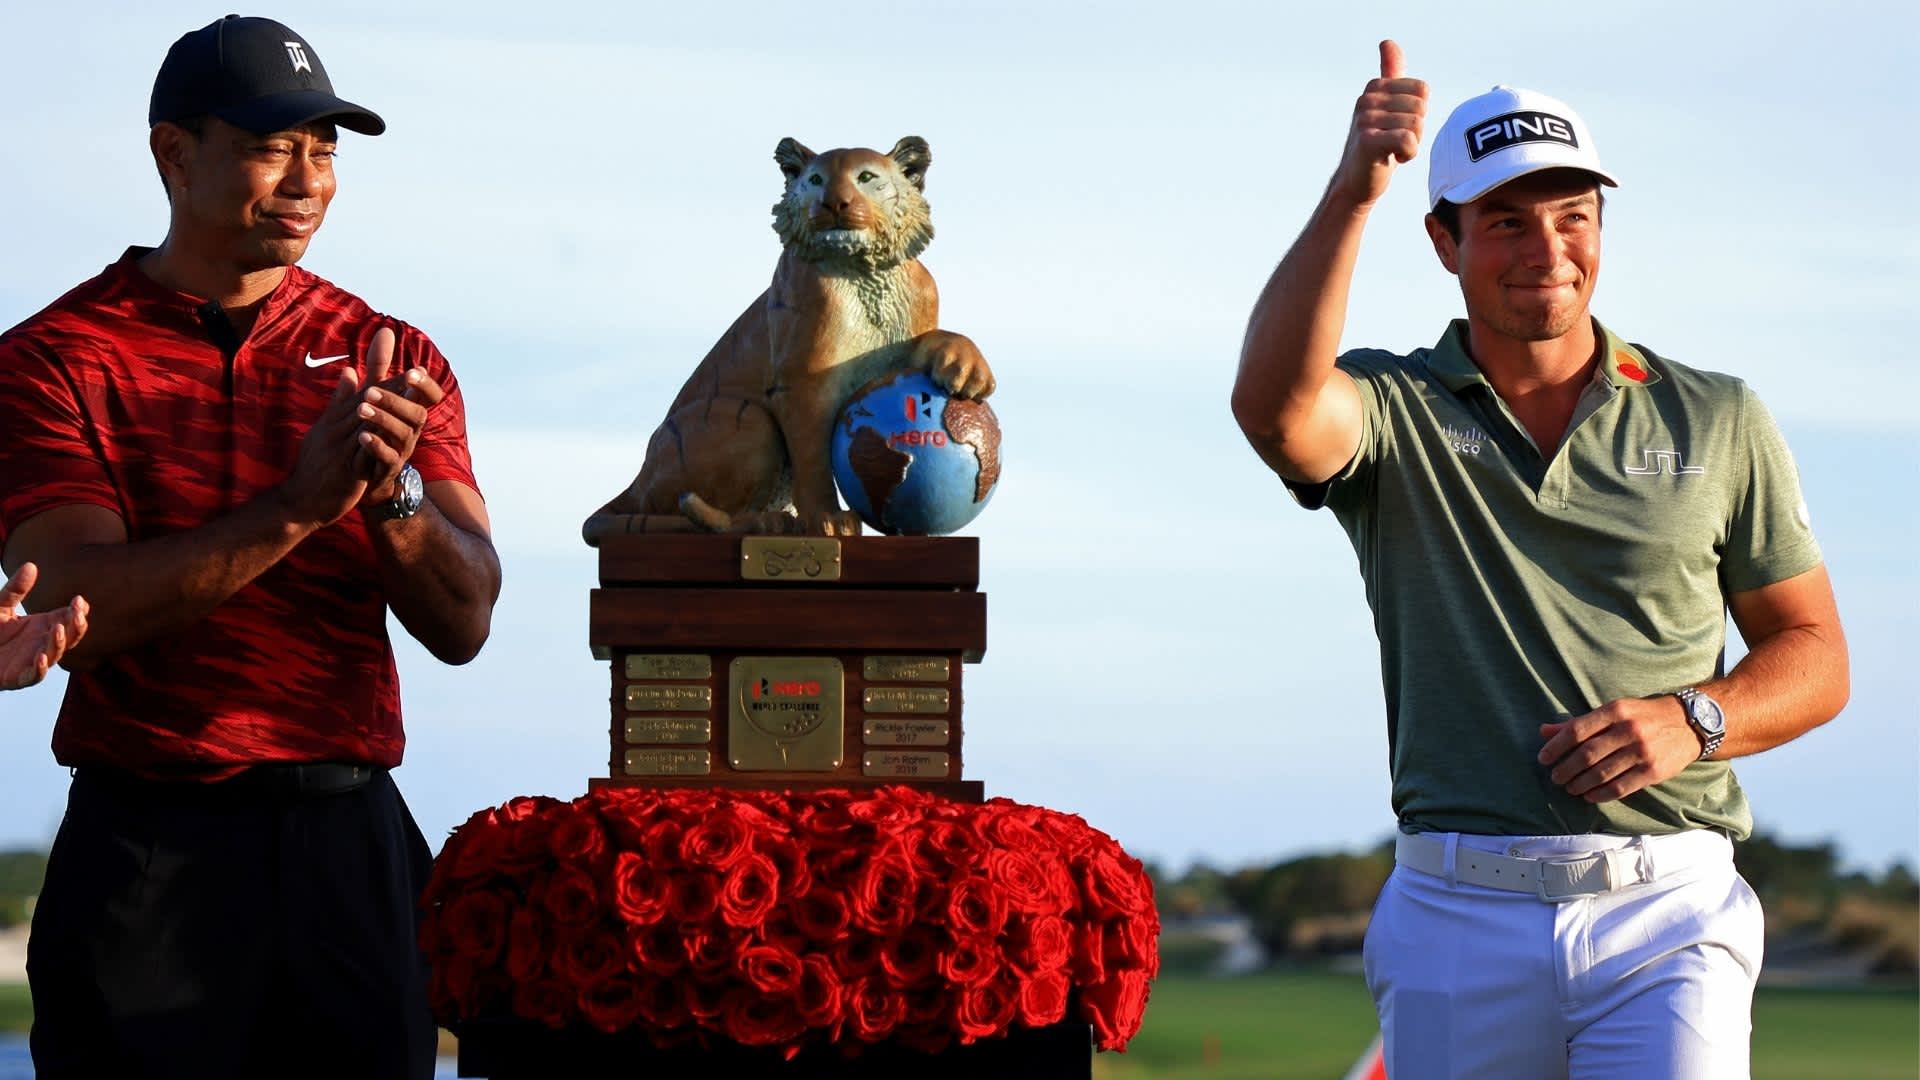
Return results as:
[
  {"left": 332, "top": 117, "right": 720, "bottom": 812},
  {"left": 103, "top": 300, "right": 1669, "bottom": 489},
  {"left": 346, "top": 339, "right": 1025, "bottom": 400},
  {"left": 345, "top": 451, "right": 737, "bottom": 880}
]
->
[
  {"left": 1221, "top": 851, "right": 1390, "bottom": 959},
  {"left": 0, "top": 850, "right": 50, "bottom": 929}
]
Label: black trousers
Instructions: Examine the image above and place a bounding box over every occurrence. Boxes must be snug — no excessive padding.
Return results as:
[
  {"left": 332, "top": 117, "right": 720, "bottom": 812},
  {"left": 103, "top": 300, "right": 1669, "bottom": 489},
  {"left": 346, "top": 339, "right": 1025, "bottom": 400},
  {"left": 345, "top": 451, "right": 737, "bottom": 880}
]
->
[{"left": 27, "top": 767, "right": 438, "bottom": 1079}]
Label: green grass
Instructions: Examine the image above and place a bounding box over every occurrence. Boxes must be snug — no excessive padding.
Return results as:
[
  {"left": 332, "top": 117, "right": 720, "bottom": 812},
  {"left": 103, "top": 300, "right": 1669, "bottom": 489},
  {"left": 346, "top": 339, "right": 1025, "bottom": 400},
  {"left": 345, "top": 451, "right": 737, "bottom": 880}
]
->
[
  {"left": 1093, "top": 972, "right": 1920, "bottom": 1080},
  {"left": 0, "top": 983, "right": 28, "bottom": 1033}
]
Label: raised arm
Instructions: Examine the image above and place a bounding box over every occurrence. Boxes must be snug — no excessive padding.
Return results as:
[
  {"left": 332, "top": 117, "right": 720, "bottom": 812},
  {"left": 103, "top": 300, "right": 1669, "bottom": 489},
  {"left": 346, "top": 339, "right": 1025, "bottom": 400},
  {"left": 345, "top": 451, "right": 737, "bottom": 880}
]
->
[{"left": 1232, "top": 39, "right": 1429, "bottom": 483}]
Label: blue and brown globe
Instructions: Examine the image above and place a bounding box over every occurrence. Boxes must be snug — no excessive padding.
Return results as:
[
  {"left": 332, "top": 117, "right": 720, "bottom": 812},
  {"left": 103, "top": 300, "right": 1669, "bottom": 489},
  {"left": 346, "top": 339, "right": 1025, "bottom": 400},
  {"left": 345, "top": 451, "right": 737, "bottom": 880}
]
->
[{"left": 831, "top": 370, "right": 1001, "bottom": 535}]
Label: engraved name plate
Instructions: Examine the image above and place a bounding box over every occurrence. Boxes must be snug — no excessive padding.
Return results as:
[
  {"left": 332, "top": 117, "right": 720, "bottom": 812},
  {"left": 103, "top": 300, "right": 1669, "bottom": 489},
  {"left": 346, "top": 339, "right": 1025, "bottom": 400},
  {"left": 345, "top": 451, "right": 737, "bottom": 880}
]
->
[
  {"left": 729, "top": 657, "right": 845, "bottom": 771},
  {"left": 624, "top": 749, "right": 711, "bottom": 776},
  {"left": 862, "top": 656, "right": 950, "bottom": 683},
  {"left": 741, "top": 538, "right": 842, "bottom": 582},
  {"left": 862, "top": 751, "right": 951, "bottom": 778},
  {"left": 863, "top": 687, "right": 950, "bottom": 714},
  {"left": 862, "top": 718, "right": 951, "bottom": 746},
  {"left": 625, "top": 716, "right": 713, "bottom": 745},
  {"left": 625, "top": 654, "right": 713, "bottom": 680},
  {"left": 625, "top": 685, "right": 712, "bottom": 712}
]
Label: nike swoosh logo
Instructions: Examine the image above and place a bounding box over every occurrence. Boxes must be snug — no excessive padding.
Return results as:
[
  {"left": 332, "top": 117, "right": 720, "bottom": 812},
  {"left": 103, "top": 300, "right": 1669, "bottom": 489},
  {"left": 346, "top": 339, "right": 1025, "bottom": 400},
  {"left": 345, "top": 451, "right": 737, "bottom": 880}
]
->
[{"left": 303, "top": 352, "right": 350, "bottom": 368}]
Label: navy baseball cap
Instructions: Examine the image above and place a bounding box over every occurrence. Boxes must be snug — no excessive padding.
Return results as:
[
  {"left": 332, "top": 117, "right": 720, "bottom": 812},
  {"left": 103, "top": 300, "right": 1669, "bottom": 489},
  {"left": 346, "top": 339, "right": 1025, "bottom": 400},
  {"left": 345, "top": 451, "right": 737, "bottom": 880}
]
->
[{"left": 148, "top": 15, "right": 385, "bottom": 136}]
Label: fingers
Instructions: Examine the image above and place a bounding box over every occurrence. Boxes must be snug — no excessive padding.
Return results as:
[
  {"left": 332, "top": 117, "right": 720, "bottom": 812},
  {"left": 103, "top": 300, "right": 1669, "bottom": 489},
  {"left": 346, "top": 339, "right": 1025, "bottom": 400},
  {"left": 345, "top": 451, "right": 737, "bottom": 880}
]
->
[
  {"left": 64, "top": 595, "right": 88, "bottom": 644},
  {"left": 358, "top": 388, "right": 427, "bottom": 442},
  {"left": 398, "top": 367, "right": 446, "bottom": 406},
  {"left": 1, "top": 562, "right": 36, "bottom": 610},
  {"left": 1379, "top": 38, "right": 1404, "bottom": 81},
  {"left": 368, "top": 326, "right": 397, "bottom": 385}
]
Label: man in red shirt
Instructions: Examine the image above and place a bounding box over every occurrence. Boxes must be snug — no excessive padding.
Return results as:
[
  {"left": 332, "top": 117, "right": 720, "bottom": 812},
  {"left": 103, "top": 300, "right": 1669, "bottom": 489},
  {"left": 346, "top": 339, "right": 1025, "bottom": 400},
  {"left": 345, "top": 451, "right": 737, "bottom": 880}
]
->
[{"left": 0, "top": 16, "right": 501, "bottom": 1077}]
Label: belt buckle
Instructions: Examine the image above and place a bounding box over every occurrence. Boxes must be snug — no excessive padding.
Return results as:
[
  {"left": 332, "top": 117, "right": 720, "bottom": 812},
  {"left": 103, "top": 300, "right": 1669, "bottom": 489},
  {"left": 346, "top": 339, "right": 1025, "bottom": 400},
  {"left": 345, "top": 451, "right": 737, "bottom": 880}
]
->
[{"left": 1534, "top": 852, "right": 1610, "bottom": 901}]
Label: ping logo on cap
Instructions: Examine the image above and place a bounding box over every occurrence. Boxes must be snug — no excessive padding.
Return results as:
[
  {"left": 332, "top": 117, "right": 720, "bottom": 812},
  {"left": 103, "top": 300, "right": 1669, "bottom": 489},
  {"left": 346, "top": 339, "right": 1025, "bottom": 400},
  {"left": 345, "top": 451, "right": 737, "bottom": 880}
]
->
[{"left": 1466, "top": 111, "right": 1578, "bottom": 161}]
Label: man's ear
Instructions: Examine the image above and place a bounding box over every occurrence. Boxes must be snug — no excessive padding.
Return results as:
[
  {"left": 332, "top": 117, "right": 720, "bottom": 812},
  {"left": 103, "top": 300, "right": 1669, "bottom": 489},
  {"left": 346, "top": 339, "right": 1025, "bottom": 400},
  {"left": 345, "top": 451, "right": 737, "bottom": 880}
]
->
[
  {"left": 1424, "top": 213, "right": 1461, "bottom": 275},
  {"left": 151, "top": 122, "right": 196, "bottom": 199}
]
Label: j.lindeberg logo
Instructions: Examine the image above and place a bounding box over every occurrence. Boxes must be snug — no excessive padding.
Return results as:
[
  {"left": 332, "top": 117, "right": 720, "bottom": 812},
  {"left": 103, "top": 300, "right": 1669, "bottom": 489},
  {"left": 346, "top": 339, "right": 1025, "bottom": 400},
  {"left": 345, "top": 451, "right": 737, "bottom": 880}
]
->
[
  {"left": 1467, "top": 111, "right": 1578, "bottom": 161},
  {"left": 1442, "top": 423, "right": 1486, "bottom": 456},
  {"left": 1624, "top": 449, "right": 1705, "bottom": 476},
  {"left": 285, "top": 41, "right": 313, "bottom": 74}
]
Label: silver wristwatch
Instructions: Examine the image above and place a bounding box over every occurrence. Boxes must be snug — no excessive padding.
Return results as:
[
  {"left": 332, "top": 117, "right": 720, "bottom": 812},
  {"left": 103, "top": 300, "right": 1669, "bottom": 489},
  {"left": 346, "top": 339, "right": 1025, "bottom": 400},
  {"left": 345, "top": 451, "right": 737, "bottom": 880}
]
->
[
  {"left": 1675, "top": 687, "right": 1726, "bottom": 759},
  {"left": 376, "top": 464, "right": 424, "bottom": 521}
]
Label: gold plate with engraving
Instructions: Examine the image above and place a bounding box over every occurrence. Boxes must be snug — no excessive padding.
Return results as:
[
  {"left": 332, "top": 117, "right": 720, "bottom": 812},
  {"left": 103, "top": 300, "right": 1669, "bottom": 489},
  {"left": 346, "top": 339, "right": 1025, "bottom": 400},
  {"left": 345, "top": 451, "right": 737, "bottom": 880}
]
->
[
  {"left": 625, "top": 654, "right": 713, "bottom": 680},
  {"left": 625, "top": 685, "right": 712, "bottom": 712},
  {"left": 863, "top": 687, "right": 950, "bottom": 714},
  {"left": 862, "top": 656, "right": 950, "bottom": 683},
  {"left": 624, "top": 716, "right": 713, "bottom": 745},
  {"left": 624, "top": 749, "right": 712, "bottom": 776},
  {"left": 729, "top": 657, "right": 844, "bottom": 771},
  {"left": 740, "top": 538, "right": 842, "bottom": 582},
  {"left": 863, "top": 751, "right": 951, "bottom": 778},
  {"left": 862, "top": 718, "right": 951, "bottom": 747}
]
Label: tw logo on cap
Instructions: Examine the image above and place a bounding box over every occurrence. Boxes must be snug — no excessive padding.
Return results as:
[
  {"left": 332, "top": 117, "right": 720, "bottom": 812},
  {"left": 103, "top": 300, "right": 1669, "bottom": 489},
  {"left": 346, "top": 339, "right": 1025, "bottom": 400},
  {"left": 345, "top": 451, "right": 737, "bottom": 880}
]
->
[
  {"left": 1467, "top": 111, "right": 1578, "bottom": 161},
  {"left": 284, "top": 41, "right": 313, "bottom": 74}
]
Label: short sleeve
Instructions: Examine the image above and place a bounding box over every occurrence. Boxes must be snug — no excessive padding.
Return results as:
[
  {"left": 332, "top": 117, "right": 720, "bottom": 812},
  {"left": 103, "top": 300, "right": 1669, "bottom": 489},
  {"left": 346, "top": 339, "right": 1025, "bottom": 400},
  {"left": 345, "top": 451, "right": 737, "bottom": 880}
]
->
[
  {"left": 392, "top": 324, "right": 481, "bottom": 498},
  {"left": 0, "top": 334, "right": 122, "bottom": 546},
  {"left": 1283, "top": 350, "right": 1392, "bottom": 512},
  {"left": 1721, "top": 383, "right": 1821, "bottom": 593}
]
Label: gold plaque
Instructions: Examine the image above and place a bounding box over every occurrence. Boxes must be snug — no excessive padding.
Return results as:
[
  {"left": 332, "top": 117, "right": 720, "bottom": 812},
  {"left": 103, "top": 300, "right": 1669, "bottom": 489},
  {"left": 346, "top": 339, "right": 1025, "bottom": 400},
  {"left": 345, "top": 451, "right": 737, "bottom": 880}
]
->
[
  {"left": 862, "top": 656, "right": 950, "bottom": 682},
  {"left": 624, "top": 749, "right": 711, "bottom": 776},
  {"left": 625, "top": 685, "right": 712, "bottom": 712},
  {"left": 862, "top": 751, "right": 951, "bottom": 778},
  {"left": 863, "top": 687, "right": 950, "bottom": 714},
  {"left": 741, "top": 538, "right": 842, "bottom": 582},
  {"left": 625, "top": 716, "right": 712, "bottom": 745},
  {"left": 863, "top": 718, "right": 951, "bottom": 746},
  {"left": 729, "top": 657, "right": 844, "bottom": 771},
  {"left": 626, "top": 654, "right": 712, "bottom": 680}
]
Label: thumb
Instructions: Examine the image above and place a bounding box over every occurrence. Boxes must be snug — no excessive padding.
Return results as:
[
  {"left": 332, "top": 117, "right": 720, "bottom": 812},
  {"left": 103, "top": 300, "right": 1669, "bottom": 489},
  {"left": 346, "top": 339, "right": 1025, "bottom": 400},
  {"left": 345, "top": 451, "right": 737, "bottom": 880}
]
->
[
  {"left": 369, "top": 326, "right": 397, "bottom": 385},
  {"left": 1, "top": 562, "right": 36, "bottom": 609},
  {"left": 1379, "top": 39, "right": 1404, "bottom": 80}
]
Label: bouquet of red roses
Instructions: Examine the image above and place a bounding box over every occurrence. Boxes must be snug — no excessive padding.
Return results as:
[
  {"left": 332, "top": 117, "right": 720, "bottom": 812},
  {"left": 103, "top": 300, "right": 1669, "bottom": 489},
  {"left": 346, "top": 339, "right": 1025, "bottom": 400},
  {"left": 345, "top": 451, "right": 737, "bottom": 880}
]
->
[{"left": 420, "top": 785, "right": 1158, "bottom": 1058}]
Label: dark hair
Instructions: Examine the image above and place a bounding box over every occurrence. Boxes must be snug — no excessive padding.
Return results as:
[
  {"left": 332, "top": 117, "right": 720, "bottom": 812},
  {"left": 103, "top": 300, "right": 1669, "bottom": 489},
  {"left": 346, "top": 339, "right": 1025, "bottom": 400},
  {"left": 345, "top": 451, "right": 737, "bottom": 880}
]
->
[
  {"left": 1431, "top": 184, "right": 1606, "bottom": 241},
  {"left": 154, "top": 115, "right": 207, "bottom": 200}
]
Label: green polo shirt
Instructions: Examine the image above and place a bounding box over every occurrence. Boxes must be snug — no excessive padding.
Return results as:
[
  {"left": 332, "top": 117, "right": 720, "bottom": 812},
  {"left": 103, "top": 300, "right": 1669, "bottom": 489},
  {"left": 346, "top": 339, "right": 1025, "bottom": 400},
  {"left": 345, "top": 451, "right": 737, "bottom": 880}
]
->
[{"left": 1291, "top": 319, "right": 1822, "bottom": 839}]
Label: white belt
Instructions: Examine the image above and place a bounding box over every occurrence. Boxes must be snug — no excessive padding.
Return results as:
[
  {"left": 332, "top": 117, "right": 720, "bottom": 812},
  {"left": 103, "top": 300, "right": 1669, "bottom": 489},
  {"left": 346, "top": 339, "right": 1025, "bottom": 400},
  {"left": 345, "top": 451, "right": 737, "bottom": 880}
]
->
[{"left": 1394, "top": 832, "right": 1726, "bottom": 902}]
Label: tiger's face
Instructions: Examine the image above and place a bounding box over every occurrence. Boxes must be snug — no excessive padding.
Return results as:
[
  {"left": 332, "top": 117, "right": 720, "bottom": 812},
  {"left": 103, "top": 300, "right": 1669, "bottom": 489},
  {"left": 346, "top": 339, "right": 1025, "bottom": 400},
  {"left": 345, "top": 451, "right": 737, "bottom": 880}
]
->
[{"left": 772, "top": 136, "right": 934, "bottom": 270}]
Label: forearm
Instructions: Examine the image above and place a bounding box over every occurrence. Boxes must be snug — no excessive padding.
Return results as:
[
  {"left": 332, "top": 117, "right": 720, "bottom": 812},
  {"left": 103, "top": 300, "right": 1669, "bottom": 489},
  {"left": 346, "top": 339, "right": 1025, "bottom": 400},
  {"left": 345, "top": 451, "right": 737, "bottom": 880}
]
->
[
  {"left": 367, "top": 497, "right": 500, "bottom": 665},
  {"left": 23, "top": 495, "right": 315, "bottom": 668},
  {"left": 1232, "top": 191, "right": 1371, "bottom": 480},
  {"left": 1702, "top": 622, "right": 1849, "bottom": 759}
]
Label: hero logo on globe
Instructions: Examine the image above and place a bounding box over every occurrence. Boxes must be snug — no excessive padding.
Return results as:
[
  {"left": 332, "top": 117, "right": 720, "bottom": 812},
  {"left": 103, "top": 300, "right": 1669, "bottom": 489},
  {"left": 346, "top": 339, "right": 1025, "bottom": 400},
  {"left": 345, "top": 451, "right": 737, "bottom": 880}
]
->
[{"left": 1467, "top": 111, "right": 1578, "bottom": 160}]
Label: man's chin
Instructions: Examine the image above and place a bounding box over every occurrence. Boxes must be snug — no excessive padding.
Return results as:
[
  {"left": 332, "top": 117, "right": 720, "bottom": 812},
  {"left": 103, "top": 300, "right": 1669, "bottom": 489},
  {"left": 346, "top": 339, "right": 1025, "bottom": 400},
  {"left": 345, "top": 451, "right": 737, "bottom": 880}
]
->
[{"left": 246, "top": 238, "right": 312, "bottom": 270}]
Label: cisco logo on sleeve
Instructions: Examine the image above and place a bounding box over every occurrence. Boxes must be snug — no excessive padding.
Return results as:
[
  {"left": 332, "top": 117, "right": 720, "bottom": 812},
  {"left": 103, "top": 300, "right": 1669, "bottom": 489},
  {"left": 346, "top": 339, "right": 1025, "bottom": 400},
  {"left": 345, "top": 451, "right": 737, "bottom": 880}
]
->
[{"left": 1466, "top": 111, "right": 1579, "bottom": 161}]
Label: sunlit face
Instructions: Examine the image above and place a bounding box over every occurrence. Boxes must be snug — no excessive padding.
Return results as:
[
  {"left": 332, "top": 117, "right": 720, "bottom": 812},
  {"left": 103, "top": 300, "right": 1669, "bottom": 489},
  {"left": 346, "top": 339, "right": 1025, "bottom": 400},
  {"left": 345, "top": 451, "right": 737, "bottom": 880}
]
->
[
  {"left": 157, "top": 116, "right": 339, "bottom": 272},
  {"left": 1428, "top": 169, "right": 1602, "bottom": 344}
]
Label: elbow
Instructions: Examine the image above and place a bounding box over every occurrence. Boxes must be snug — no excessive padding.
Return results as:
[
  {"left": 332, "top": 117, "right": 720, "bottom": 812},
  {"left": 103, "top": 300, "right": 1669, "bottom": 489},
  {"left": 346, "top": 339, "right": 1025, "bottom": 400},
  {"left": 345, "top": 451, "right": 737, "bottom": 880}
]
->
[{"left": 428, "top": 624, "right": 490, "bottom": 666}]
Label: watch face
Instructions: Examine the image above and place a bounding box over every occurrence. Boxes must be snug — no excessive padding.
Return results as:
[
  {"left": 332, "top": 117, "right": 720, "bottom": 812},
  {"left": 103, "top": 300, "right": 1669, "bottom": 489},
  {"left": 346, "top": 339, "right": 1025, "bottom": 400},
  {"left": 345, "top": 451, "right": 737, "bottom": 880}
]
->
[{"left": 1691, "top": 695, "right": 1726, "bottom": 734}]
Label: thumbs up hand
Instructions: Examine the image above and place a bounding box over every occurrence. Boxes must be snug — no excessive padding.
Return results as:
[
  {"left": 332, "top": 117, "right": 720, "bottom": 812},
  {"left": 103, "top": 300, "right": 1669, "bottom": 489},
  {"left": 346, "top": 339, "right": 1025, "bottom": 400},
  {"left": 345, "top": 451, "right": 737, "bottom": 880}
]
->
[{"left": 1331, "top": 39, "right": 1430, "bottom": 209}]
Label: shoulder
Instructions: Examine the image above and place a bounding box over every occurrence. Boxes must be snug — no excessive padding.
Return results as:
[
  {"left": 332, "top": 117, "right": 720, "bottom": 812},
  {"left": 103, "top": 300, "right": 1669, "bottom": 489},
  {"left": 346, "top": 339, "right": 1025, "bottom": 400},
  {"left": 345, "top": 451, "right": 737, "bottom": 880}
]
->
[
  {"left": 1334, "top": 345, "right": 1436, "bottom": 394},
  {"left": 1636, "top": 343, "right": 1752, "bottom": 405},
  {"left": 0, "top": 264, "right": 127, "bottom": 360},
  {"left": 283, "top": 267, "right": 446, "bottom": 359}
]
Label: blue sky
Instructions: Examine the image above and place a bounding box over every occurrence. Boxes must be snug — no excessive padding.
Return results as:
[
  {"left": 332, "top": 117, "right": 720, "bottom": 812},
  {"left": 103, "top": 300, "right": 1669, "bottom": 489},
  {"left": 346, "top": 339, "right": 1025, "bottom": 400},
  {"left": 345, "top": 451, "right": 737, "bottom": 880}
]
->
[{"left": 2, "top": 1, "right": 1915, "bottom": 873}]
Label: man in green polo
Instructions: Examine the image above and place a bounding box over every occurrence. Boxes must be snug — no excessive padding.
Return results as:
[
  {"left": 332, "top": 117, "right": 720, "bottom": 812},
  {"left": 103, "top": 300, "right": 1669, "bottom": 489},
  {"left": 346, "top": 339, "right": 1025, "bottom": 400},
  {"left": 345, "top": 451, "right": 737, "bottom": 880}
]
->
[{"left": 1231, "top": 40, "right": 1849, "bottom": 1079}]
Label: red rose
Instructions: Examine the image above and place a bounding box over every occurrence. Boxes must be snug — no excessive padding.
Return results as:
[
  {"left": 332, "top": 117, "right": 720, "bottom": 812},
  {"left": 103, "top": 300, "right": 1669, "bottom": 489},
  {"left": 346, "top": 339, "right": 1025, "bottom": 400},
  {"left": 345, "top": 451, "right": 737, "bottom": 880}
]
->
[
  {"left": 578, "top": 975, "right": 645, "bottom": 1034},
  {"left": 668, "top": 870, "right": 721, "bottom": 924},
  {"left": 553, "top": 928, "right": 627, "bottom": 989},
  {"left": 538, "top": 866, "right": 600, "bottom": 929},
  {"left": 848, "top": 848, "right": 921, "bottom": 934},
  {"left": 903, "top": 981, "right": 950, "bottom": 1026},
  {"left": 611, "top": 850, "right": 672, "bottom": 927},
  {"left": 628, "top": 921, "right": 687, "bottom": 977},
  {"left": 444, "top": 810, "right": 509, "bottom": 883},
  {"left": 442, "top": 889, "right": 509, "bottom": 965},
  {"left": 1082, "top": 847, "right": 1149, "bottom": 919},
  {"left": 1104, "top": 916, "right": 1157, "bottom": 974},
  {"left": 1006, "top": 914, "right": 1071, "bottom": 976},
  {"left": 937, "top": 934, "right": 1000, "bottom": 987},
  {"left": 844, "top": 976, "right": 905, "bottom": 1042},
  {"left": 985, "top": 848, "right": 1054, "bottom": 915},
  {"left": 1079, "top": 970, "right": 1151, "bottom": 1051},
  {"left": 981, "top": 805, "right": 1046, "bottom": 851},
  {"left": 739, "top": 943, "right": 803, "bottom": 996},
  {"left": 721, "top": 987, "right": 807, "bottom": 1049},
  {"left": 918, "top": 819, "right": 983, "bottom": 871},
  {"left": 880, "top": 925, "right": 940, "bottom": 989},
  {"left": 794, "top": 801, "right": 858, "bottom": 844},
  {"left": 760, "top": 835, "right": 812, "bottom": 897},
  {"left": 639, "top": 819, "right": 682, "bottom": 866},
  {"left": 547, "top": 809, "right": 610, "bottom": 868},
  {"left": 946, "top": 874, "right": 1009, "bottom": 939},
  {"left": 832, "top": 932, "right": 883, "bottom": 978},
  {"left": 845, "top": 792, "right": 920, "bottom": 834},
  {"left": 500, "top": 794, "right": 564, "bottom": 822},
  {"left": 1036, "top": 809, "right": 1099, "bottom": 858},
  {"left": 682, "top": 923, "right": 743, "bottom": 977},
  {"left": 792, "top": 886, "right": 849, "bottom": 940},
  {"left": 1018, "top": 969, "right": 1070, "bottom": 1027},
  {"left": 719, "top": 853, "right": 781, "bottom": 928},
  {"left": 634, "top": 973, "right": 689, "bottom": 1030},
  {"left": 1041, "top": 855, "right": 1080, "bottom": 916},
  {"left": 505, "top": 906, "right": 549, "bottom": 981},
  {"left": 438, "top": 954, "right": 482, "bottom": 1016},
  {"left": 1072, "top": 920, "right": 1106, "bottom": 984},
  {"left": 795, "top": 955, "right": 843, "bottom": 1029},
  {"left": 680, "top": 808, "right": 753, "bottom": 870},
  {"left": 512, "top": 975, "right": 575, "bottom": 1029},
  {"left": 955, "top": 975, "right": 1018, "bottom": 1042},
  {"left": 501, "top": 805, "right": 564, "bottom": 874}
]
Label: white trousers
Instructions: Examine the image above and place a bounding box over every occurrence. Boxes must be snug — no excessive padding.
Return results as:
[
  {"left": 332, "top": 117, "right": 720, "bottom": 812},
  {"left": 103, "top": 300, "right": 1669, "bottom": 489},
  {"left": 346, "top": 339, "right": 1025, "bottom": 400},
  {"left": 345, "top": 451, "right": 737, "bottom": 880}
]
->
[{"left": 1363, "top": 831, "right": 1764, "bottom": 1080}]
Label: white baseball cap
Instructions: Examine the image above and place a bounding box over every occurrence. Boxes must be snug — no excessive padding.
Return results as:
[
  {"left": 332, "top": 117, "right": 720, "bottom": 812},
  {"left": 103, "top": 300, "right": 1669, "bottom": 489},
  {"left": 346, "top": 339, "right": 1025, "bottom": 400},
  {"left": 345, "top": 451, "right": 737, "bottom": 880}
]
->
[{"left": 1427, "top": 85, "right": 1619, "bottom": 209}]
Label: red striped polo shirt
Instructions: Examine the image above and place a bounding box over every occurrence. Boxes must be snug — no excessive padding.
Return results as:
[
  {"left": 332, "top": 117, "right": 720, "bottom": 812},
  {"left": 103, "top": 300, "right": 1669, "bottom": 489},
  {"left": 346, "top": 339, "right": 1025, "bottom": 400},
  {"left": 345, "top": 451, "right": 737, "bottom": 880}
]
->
[{"left": 0, "top": 248, "right": 480, "bottom": 774}]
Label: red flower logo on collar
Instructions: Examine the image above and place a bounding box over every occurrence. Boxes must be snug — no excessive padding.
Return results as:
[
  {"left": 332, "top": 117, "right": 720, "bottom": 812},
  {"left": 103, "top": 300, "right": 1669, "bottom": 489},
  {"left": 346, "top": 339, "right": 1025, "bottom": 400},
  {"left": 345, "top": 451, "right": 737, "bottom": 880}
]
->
[{"left": 1614, "top": 351, "right": 1649, "bottom": 383}]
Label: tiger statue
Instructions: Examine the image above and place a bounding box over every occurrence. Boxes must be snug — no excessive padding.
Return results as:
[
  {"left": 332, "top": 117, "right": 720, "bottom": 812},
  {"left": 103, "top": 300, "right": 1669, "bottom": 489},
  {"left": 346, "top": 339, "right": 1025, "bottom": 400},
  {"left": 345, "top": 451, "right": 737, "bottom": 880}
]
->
[{"left": 581, "top": 135, "right": 994, "bottom": 542}]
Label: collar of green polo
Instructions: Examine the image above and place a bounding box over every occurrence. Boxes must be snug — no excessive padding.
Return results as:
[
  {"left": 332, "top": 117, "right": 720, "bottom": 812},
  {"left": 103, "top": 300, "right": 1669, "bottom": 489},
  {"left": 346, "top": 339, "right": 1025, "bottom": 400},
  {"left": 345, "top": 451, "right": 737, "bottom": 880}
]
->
[{"left": 1425, "top": 317, "right": 1663, "bottom": 392}]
